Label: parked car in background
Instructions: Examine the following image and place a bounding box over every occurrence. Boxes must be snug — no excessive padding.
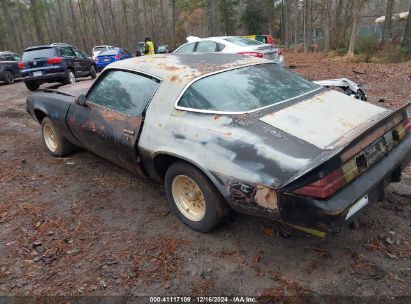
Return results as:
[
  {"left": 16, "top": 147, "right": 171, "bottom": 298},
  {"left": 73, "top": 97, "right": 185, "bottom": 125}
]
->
[
  {"left": 0, "top": 51, "right": 22, "bottom": 85},
  {"left": 26, "top": 53, "right": 411, "bottom": 235},
  {"left": 19, "top": 43, "right": 97, "bottom": 91},
  {"left": 95, "top": 48, "right": 131, "bottom": 70},
  {"left": 135, "top": 42, "right": 145, "bottom": 56},
  {"left": 92, "top": 45, "right": 116, "bottom": 60},
  {"left": 158, "top": 45, "right": 170, "bottom": 54},
  {"left": 242, "top": 35, "right": 277, "bottom": 45},
  {"left": 174, "top": 36, "right": 284, "bottom": 66}
]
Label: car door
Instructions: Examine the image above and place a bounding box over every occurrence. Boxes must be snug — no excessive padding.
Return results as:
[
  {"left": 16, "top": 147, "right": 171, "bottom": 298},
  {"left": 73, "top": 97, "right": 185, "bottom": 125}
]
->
[
  {"left": 60, "top": 46, "right": 82, "bottom": 75},
  {"left": 74, "top": 49, "right": 90, "bottom": 75},
  {"left": 66, "top": 69, "right": 161, "bottom": 175},
  {"left": 3, "top": 54, "right": 19, "bottom": 77}
]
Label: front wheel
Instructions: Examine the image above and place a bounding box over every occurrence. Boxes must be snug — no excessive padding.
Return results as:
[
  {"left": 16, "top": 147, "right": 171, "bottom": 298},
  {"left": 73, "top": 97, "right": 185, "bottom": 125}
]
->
[
  {"left": 41, "top": 117, "right": 78, "bottom": 157},
  {"left": 165, "top": 161, "right": 230, "bottom": 232},
  {"left": 90, "top": 65, "right": 97, "bottom": 79},
  {"left": 64, "top": 69, "right": 76, "bottom": 84},
  {"left": 4, "top": 71, "right": 14, "bottom": 84}
]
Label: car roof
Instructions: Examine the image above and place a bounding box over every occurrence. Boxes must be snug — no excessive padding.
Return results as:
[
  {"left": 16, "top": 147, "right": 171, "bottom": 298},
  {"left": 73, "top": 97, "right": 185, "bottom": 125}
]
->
[
  {"left": 106, "top": 53, "right": 271, "bottom": 92},
  {"left": 24, "top": 43, "right": 71, "bottom": 51},
  {"left": 0, "top": 51, "right": 15, "bottom": 55}
]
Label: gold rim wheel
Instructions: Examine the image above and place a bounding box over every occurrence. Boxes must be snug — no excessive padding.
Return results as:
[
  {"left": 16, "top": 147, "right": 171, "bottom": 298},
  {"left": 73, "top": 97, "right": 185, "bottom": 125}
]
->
[
  {"left": 43, "top": 124, "right": 58, "bottom": 153},
  {"left": 172, "top": 175, "right": 206, "bottom": 222}
]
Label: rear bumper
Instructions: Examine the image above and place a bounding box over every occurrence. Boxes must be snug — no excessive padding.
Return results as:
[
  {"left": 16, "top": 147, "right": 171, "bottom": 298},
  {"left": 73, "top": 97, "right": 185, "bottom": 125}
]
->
[
  {"left": 279, "top": 133, "right": 411, "bottom": 233},
  {"left": 23, "top": 72, "right": 66, "bottom": 83},
  {"left": 96, "top": 61, "right": 112, "bottom": 69}
]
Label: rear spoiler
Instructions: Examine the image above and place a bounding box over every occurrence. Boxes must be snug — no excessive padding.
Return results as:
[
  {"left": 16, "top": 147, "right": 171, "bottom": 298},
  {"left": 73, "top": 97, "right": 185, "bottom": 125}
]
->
[{"left": 282, "top": 103, "right": 410, "bottom": 188}]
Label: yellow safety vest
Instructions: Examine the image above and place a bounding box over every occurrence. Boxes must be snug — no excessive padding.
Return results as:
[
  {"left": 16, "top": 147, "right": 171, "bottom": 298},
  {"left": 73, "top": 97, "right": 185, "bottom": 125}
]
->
[{"left": 144, "top": 41, "right": 155, "bottom": 55}]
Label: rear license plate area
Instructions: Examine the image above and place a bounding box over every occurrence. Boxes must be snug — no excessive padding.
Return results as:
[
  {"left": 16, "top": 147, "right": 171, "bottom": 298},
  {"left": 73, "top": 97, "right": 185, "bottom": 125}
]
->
[{"left": 33, "top": 71, "right": 42, "bottom": 77}]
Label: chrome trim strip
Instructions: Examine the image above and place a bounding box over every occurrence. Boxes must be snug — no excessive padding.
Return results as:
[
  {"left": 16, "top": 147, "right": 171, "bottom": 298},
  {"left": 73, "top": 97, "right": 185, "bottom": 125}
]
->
[{"left": 174, "top": 62, "right": 322, "bottom": 115}]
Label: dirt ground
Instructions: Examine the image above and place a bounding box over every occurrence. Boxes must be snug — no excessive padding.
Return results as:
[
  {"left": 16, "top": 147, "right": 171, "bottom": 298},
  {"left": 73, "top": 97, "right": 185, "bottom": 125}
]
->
[{"left": 0, "top": 53, "right": 410, "bottom": 302}]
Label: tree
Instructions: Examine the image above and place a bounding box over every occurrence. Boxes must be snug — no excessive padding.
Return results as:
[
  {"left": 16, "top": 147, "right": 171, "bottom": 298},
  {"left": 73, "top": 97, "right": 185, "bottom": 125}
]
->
[
  {"left": 30, "top": 0, "right": 45, "bottom": 44},
  {"left": 348, "top": 0, "right": 365, "bottom": 56},
  {"left": 381, "top": 0, "right": 394, "bottom": 44},
  {"left": 242, "top": 0, "right": 267, "bottom": 34},
  {"left": 218, "top": 0, "right": 238, "bottom": 35},
  {"left": 1, "top": 0, "right": 19, "bottom": 51},
  {"left": 402, "top": 3, "right": 411, "bottom": 55}
]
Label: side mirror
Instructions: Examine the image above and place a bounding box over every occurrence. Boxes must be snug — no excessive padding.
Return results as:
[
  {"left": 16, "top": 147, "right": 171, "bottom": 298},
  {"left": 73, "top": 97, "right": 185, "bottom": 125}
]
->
[{"left": 77, "top": 94, "right": 86, "bottom": 106}]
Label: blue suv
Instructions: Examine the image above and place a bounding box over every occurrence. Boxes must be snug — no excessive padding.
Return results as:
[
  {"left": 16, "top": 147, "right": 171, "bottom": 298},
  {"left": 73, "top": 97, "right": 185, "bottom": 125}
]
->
[{"left": 19, "top": 43, "right": 97, "bottom": 91}]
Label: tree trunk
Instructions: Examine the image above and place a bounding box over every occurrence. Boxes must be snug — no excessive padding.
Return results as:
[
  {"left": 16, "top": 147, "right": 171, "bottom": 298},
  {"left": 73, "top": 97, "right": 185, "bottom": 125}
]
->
[
  {"left": 207, "top": 0, "right": 215, "bottom": 36},
  {"left": 30, "top": 0, "right": 45, "bottom": 44},
  {"left": 381, "top": 0, "right": 394, "bottom": 44},
  {"left": 402, "top": 3, "right": 411, "bottom": 54},
  {"left": 171, "top": 0, "right": 176, "bottom": 47},
  {"left": 303, "top": 0, "right": 310, "bottom": 53},
  {"left": 348, "top": 0, "right": 363, "bottom": 56},
  {"left": 1, "top": 0, "right": 19, "bottom": 51},
  {"left": 143, "top": 0, "right": 149, "bottom": 36},
  {"left": 324, "top": 0, "right": 331, "bottom": 51},
  {"left": 93, "top": 0, "right": 108, "bottom": 43},
  {"left": 133, "top": 0, "right": 142, "bottom": 42}
]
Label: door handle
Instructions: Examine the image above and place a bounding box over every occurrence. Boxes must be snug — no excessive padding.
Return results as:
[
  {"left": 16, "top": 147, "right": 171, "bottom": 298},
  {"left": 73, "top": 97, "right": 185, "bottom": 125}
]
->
[{"left": 123, "top": 129, "right": 135, "bottom": 135}]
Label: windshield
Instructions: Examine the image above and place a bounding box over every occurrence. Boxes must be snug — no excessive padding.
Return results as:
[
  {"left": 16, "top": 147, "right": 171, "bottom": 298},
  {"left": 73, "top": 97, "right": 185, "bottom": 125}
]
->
[
  {"left": 177, "top": 63, "right": 321, "bottom": 112},
  {"left": 22, "top": 47, "right": 55, "bottom": 61},
  {"left": 224, "top": 37, "right": 263, "bottom": 46}
]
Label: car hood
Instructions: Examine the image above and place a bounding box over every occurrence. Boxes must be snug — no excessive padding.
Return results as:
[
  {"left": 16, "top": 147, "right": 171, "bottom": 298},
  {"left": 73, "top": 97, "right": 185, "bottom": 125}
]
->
[{"left": 56, "top": 80, "right": 94, "bottom": 97}]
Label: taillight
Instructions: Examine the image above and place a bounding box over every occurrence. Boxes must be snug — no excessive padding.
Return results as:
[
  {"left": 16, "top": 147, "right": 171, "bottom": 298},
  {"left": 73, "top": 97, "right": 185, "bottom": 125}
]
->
[
  {"left": 294, "top": 159, "right": 358, "bottom": 199},
  {"left": 237, "top": 52, "right": 264, "bottom": 58},
  {"left": 294, "top": 116, "right": 411, "bottom": 199},
  {"left": 114, "top": 54, "right": 121, "bottom": 60},
  {"left": 18, "top": 62, "right": 26, "bottom": 69},
  {"left": 47, "top": 57, "right": 63, "bottom": 65}
]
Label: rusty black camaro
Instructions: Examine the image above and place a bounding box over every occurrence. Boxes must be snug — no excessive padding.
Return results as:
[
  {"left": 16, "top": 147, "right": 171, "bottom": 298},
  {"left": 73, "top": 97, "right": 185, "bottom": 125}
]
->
[{"left": 26, "top": 53, "right": 411, "bottom": 236}]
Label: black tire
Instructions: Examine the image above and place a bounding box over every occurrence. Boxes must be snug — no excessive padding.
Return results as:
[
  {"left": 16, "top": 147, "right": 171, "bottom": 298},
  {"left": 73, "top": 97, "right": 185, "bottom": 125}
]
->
[
  {"left": 64, "top": 69, "right": 76, "bottom": 85},
  {"left": 90, "top": 65, "right": 97, "bottom": 79},
  {"left": 165, "top": 161, "right": 230, "bottom": 232},
  {"left": 4, "top": 70, "right": 14, "bottom": 85},
  {"left": 41, "top": 117, "right": 78, "bottom": 157},
  {"left": 25, "top": 81, "right": 39, "bottom": 91}
]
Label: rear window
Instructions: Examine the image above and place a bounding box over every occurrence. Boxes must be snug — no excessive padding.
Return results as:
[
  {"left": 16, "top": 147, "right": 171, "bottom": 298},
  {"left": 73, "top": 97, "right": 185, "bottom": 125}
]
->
[
  {"left": 99, "top": 50, "right": 118, "bottom": 56},
  {"left": 22, "top": 47, "right": 55, "bottom": 61},
  {"left": 177, "top": 63, "right": 321, "bottom": 113},
  {"left": 93, "top": 47, "right": 108, "bottom": 52},
  {"left": 224, "top": 37, "right": 263, "bottom": 46}
]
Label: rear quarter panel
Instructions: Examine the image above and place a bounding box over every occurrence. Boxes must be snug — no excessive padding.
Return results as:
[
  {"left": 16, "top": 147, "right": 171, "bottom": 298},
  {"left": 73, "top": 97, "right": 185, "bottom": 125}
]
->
[{"left": 26, "top": 92, "right": 82, "bottom": 147}]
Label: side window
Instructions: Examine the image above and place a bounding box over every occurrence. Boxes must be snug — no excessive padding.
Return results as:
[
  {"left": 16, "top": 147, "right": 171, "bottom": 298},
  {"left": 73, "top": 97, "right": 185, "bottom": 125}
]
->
[
  {"left": 195, "top": 41, "right": 217, "bottom": 53},
  {"left": 60, "top": 47, "right": 76, "bottom": 57},
  {"left": 0, "top": 56, "right": 5, "bottom": 61},
  {"left": 174, "top": 43, "right": 196, "bottom": 54},
  {"left": 12, "top": 54, "right": 21, "bottom": 61},
  {"left": 74, "top": 50, "right": 85, "bottom": 58},
  {"left": 216, "top": 43, "right": 225, "bottom": 52},
  {"left": 86, "top": 70, "right": 160, "bottom": 116},
  {"left": 4, "top": 55, "right": 14, "bottom": 61}
]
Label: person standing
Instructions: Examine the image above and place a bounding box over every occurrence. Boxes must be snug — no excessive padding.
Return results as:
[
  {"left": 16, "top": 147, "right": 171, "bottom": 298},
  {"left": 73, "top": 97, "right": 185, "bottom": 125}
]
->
[{"left": 143, "top": 36, "right": 155, "bottom": 56}]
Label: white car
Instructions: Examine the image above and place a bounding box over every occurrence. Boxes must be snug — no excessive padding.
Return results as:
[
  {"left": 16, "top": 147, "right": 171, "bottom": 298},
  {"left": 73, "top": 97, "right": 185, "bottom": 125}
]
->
[
  {"left": 174, "top": 36, "right": 285, "bottom": 66},
  {"left": 92, "top": 45, "right": 116, "bottom": 60}
]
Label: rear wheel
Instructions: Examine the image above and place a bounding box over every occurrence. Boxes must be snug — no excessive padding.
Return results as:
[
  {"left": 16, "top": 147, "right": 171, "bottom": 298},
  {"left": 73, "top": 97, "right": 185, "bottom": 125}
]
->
[
  {"left": 165, "top": 161, "right": 230, "bottom": 232},
  {"left": 25, "top": 81, "right": 39, "bottom": 91},
  {"left": 4, "top": 71, "right": 14, "bottom": 85},
  {"left": 90, "top": 65, "right": 97, "bottom": 79},
  {"left": 41, "top": 117, "right": 77, "bottom": 157}
]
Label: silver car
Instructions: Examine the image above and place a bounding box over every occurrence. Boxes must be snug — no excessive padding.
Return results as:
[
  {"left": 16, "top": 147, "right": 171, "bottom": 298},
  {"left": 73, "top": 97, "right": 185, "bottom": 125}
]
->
[{"left": 174, "top": 36, "right": 285, "bottom": 66}]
